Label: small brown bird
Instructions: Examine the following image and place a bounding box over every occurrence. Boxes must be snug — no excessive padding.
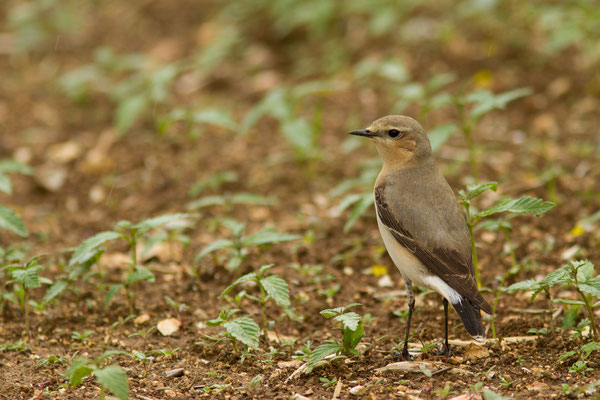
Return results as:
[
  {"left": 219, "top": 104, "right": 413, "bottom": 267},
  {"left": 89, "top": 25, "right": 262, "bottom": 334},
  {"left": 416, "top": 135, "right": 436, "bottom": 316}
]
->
[{"left": 349, "top": 115, "right": 491, "bottom": 359}]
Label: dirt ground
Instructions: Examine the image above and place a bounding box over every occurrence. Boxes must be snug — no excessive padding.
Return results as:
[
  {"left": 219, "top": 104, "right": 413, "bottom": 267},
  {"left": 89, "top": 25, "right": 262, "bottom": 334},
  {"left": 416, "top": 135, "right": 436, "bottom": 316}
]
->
[{"left": 1, "top": 1, "right": 600, "bottom": 399}]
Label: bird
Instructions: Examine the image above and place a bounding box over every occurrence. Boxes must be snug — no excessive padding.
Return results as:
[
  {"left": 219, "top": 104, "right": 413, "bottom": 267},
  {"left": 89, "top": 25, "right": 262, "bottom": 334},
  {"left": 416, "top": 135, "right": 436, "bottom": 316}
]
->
[{"left": 348, "top": 115, "right": 491, "bottom": 359}]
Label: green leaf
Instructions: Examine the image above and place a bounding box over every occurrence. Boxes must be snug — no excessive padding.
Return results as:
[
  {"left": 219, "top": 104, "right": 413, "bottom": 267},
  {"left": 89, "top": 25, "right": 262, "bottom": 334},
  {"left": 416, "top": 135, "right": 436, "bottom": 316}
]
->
[
  {"left": 192, "top": 108, "right": 237, "bottom": 131},
  {"left": 187, "top": 195, "right": 227, "bottom": 209},
  {"left": 579, "top": 282, "right": 600, "bottom": 299},
  {"left": 243, "top": 229, "right": 300, "bottom": 246},
  {"left": 0, "top": 174, "right": 11, "bottom": 194},
  {"left": 342, "top": 192, "right": 374, "bottom": 233},
  {"left": 188, "top": 171, "right": 238, "bottom": 196},
  {"left": 335, "top": 312, "right": 361, "bottom": 331},
  {"left": 134, "top": 213, "right": 192, "bottom": 232},
  {"left": 115, "top": 94, "right": 147, "bottom": 134},
  {"left": 195, "top": 239, "right": 235, "bottom": 260},
  {"left": 0, "top": 203, "right": 28, "bottom": 237},
  {"left": 428, "top": 123, "right": 458, "bottom": 153},
  {"left": 257, "top": 264, "right": 275, "bottom": 276},
  {"left": 69, "top": 231, "right": 121, "bottom": 267},
  {"left": 220, "top": 272, "right": 257, "bottom": 297},
  {"left": 125, "top": 266, "right": 155, "bottom": 285},
  {"left": 224, "top": 317, "right": 260, "bottom": 349},
  {"left": 261, "top": 275, "right": 291, "bottom": 307},
  {"left": 280, "top": 118, "right": 316, "bottom": 158},
  {"left": 476, "top": 196, "right": 555, "bottom": 218},
  {"left": 43, "top": 280, "right": 68, "bottom": 303},
  {"left": 545, "top": 265, "right": 571, "bottom": 287},
  {"left": 94, "top": 365, "right": 129, "bottom": 400},
  {"left": 105, "top": 284, "right": 124, "bottom": 307},
  {"left": 230, "top": 193, "right": 277, "bottom": 206},
  {"left": 319, "top": 309, "right": 339, "bottom": 319},
  {"left": 11, "top": 267, "right": 41, "bottom": 289},
  {"left": 466, "top": 182, "right": 497, "bottom": 200},
  {"left": 506, "top": 280, "right": 541, "bottom": 293},
  {"left": 0, "top": 159, "right": 34, "bottom": 175},
  {"left": 342, "top": 321, "right": 364, "bottom": 352},
  {"left": 306, "top": 343, "right": 342, "bottom": 374},
  {"left": 481, "top": 388, "right": 514, "bottom": 400},
  {"left": 65, "top": 358, "right": 94, "bottom": 387},
  {"left": 572, "top": 260, "right": 595, "bottom": 281}
]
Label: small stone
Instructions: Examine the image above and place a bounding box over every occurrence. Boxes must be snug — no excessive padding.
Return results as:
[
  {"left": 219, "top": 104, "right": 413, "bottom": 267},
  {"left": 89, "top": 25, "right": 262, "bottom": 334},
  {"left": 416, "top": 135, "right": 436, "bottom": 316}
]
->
[
  {"left": 157, "top": 318, "right": 181, "bottom": 336},
  {"left": 35, "top": 165, "right": 67, "bottom": 191},
  {"left": 134, "top": 314, "right": 150, "bottom": 325},
  {"left": 165, "top": 368, "right": 184, "bottom": 378},
  {"left": 378, "top": 275, "right": 393, "bottom": 288},
  {"left": 464, "top": 343, "right": 489, "bottom": 361},
  {"left": 291, "top": 394, "right": 310, "bottom": 400},
  {"left": 349, "top": 385, "right": 366, "bottom": 395}
]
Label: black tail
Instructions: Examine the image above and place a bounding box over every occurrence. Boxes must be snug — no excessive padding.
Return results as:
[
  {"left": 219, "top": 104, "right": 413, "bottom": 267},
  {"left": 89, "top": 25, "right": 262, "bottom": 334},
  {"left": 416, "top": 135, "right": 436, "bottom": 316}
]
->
[{"left": 451, "top": 299, "right": 485, "bottom": 341}]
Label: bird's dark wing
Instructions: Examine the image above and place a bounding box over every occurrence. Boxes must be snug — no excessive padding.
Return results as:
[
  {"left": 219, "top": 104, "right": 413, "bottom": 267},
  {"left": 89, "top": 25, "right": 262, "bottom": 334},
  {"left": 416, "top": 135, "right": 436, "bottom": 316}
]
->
[{"left": 375, "top": 185, "right": 491, "bottom": 314}]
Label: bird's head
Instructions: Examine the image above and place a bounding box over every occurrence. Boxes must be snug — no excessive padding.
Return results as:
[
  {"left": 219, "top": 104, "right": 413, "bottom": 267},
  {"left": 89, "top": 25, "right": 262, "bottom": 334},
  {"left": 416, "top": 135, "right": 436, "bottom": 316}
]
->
[{"left": 348, "top": 115, "right": 432, "bottom": 167}]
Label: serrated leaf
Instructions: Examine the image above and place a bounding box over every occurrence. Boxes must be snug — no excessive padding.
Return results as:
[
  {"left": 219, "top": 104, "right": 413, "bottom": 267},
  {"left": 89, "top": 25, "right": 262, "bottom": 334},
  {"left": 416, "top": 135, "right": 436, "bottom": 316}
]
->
[
  {"left": 195, "top": 239, "right": 234, "bottom": 260},
  {"left": 257, "top": 264, "right": 275, "bottom": 276},
  {"left": 261, "top": 275, "right": 291, "bottom": 307},
  {"left": 243, "top": 229, "right": 300, "bottom": 246},
  {"left": 116, "top": 94, "right": 147, "bottom": 134},
  {"left": 342, "top": 321, "right": 364, "bottom": 352},
  {"left": 69, "top": 231, "right": 121, "bottom": 267},
  {"left": 335, "top": 312, "right": 361, "bottom": 331},
  {"left": 43, "top": 280, "right": 68, "bottom": 303},
  {"left": 220, "top": 272, "right": 257, "bottom": 297},
  {"left": 11, "top": 267, "right": 41, "bottom": 289},
  {"left": 428, "top": 123, "right": 458, "bottom": 153},
  {"left": 545, "top": 265, "right": 571, "bottom": 287},
  {"left": 476, "top": 196, "right": 555, "bottom": 218},
  {"left": 306, "top": 343, "right": 342, "bottom": 374},
  {"left": 579, "top": 282, "right": 600, "bottom": 299},
  {"left": 572, "top": 260, "right": 594, "bottom": 281},
  {"left": 320, "top": 309, "right": 338, "bottom": 318},
  {"left": 125, "top": 266, "right": 155, "bottom": 285},
  {"left": 506, "top": 279, "right": 540, "bottom": 293},
  {"left": 134, "top": 213, "right": 192, "bottom": 232},
  {"left": 466, "top": 182, "right": 497, "bottom": 200},
  {"left": 0, "top": 203, "right": 28, "bottom": 237},
  {"left": 224, "top": 317, "right": 260, "bottom": 349},
  {"left": 94, "top": 365, "right": 129, "bottom": 400},
  {"left": 65, "top": 358, "right": 94, "bottom": 387}
]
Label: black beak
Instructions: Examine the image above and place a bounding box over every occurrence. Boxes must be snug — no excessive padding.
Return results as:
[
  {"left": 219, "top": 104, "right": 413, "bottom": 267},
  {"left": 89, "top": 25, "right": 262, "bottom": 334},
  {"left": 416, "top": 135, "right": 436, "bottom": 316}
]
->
[{"left": 348, "top": 129, "right": 376, "bottom": 138}]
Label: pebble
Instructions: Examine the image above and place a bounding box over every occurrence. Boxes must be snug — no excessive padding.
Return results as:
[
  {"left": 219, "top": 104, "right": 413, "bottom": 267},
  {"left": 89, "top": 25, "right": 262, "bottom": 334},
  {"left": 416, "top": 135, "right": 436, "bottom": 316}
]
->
[{"left": 350, "top": 385, "right": 366, "bottom": 395}]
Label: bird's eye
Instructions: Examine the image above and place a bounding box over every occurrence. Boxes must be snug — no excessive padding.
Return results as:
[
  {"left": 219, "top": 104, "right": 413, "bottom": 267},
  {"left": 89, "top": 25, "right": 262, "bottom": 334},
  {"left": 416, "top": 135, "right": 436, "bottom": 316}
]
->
[{"left": 388, "top": 129, "right": 400, "bottom": 138}]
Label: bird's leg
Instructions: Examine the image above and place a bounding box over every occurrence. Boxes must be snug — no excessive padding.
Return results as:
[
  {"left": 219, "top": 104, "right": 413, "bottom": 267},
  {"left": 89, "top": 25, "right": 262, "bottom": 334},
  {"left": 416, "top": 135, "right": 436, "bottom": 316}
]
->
[
  {"left": 400, "top": 279, "right": 415, "bottom": 361},
  {"left": 437, "top": 298, "right": 453, "bottom": 359}
]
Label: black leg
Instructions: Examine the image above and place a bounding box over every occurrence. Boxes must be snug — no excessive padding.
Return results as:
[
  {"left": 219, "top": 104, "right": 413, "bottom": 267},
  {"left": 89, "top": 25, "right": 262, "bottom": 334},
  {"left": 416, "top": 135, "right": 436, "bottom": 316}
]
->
[
  {"left": 401, "top": 279, "right": 415, "bottom": 361},
  {"left": 443, "top": 298, "right": 451, "bottom": 358}
]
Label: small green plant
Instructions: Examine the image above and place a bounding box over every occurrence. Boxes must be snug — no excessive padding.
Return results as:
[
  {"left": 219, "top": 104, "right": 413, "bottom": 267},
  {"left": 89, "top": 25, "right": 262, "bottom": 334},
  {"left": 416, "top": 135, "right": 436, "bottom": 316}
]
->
[
  {"left": 40, "top": 354, "right": 68, "bottom": 367},
  {"left": 320, "top": 377, "right": 338, "bottom": 388},
  {"left": 220, "top": 264, "right": 290, "bottom": 334},
  {"left": 200, "top": 309, "right": 260, "bottom": 354},
  {"left": 559, "top": 342, "right": 600, "bottom": 376},
  {"left": 458, "top": 182, "right": 555, "bottom": 287},
  {"left": 130, "top": 352, "right": 154, "bottom": 377},
  {"left": 63, "top": 350, "right": 130, "bottom": 400},
  {"left": 0, "top": 159, "right": 33, "bottom": 237},
  {"left": 187, "top": 192, "right": 276, "bottom": 211},
  {"left": 305, "top": 303, "right": 366, "bottom": 374},
  {"left": 128, "top": 325, "right": 157, "bottom": 349},
  {"left": 433, "top": 384, "right": 457, "bottom": 399},
  {"left": 0, "top": 340, "right": 27, "bottom": 352},
  {"left": 71, "top": 330, "right": 93, "bottom": 344},
  {"left": 68, "top": 213, "right": 193, "bottom": 314},
  {"left": 188, "top": 170, "right": 239, "bottom": 197},
  {"left": 3, "top": 255, "right": 50, "bottom": 334},
  {"left": 508, "top": 260, "right": 600, "bottom": 340},
  {"left": 195, "top": 219, "right": 300, "bottom": 271}
]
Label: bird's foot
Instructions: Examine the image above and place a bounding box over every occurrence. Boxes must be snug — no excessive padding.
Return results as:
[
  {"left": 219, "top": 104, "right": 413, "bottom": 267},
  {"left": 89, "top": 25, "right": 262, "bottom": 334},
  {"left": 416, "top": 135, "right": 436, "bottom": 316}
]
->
[
  {"left": 386, "top": 347, "right": 414, "bottom": 361},
  {"left": 434, "top": 341, "right": 453, "bottom": 359}
]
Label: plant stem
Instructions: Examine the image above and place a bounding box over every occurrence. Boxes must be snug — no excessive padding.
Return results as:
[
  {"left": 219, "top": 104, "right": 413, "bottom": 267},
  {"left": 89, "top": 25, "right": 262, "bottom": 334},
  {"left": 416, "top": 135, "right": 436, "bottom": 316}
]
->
[
  {"left": 577, "top": 288, "right": 598, "bottom": 340},
  {"left": 24, "top": 289, "right": 30, "bottom": 336},
  {"left": 491, "top": 271, "right": 509, "bottom": 339},
  {"left": 465, "top": 205, "right": 481, "bottom": 288},
  {"left": 259, "top": 284, "right": 268, "bottom": 337},
  {"left": 544, "top": 288, "right": 555, "bottom": 331}
]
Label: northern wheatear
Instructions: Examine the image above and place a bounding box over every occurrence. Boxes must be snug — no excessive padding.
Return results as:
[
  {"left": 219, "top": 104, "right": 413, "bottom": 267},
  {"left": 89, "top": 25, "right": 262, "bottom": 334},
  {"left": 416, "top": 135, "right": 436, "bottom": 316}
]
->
[{"left": 349, "top": 115, "right": 491, "bottom": 359}]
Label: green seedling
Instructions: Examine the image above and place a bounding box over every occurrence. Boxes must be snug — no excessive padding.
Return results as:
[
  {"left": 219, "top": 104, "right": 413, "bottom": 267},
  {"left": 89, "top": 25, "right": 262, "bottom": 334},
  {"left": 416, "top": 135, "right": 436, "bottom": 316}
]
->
[
  {"left": 0, "top": 159, "right": 33, "bottom": 237},
  {"left": 187, "top": 192, "right": 276, "bottom": 211},
  {"left": 508, "top": 260, "right": 600, "bottom": 340},
  {"left": 68, "top": 213, "right": 193, "bottom": 314},
  {"left": 63, "top": 350, "right": 130, "bottom": 400},
  {"left": 40, "top": 354, "right": 68, "bottom": 367},
  {"left": 152, "top": 347, "right": 179, "bottom": 359},
  {"left": 71, "top": 330, "right": 93, "bottom": 344},
  {"left": 130, "top": 352, "right": 154, "bottom": 377},
  {"left": 305, "top": 303, "right": 366, "bottom": 374},
  {"left": 159, "top": 107, "right": 238, "bottom": 138},
  {"left": 220, "top": 264, "right": 290, "bottom": 334},
  {"left": 199, "top": 309, "right": 260, "bottom": 354},
  {"left": 128, "top": 325, "right": 157, "bottom": 349},
  {"left": 433, "top": 384, "right": 457, "bottom": 399},
  {"left": 320, "top": 377, "right": 338, "bottom": 388},
  {"left": 0, "top": 340, "right": 27, "bottom": 352},
  {"left": 559, "top": 342, "right": 600, "bottom": 377},
  {"left": 452, "top": 87, "right": 532, "bottom": 179},
  {"left": 458, "top": 182, "right": 554, "bottom": 287},
  {"left": 3, "top": 255, "right": 51, "bottom": 334},
  {"left": 195, "top": 219, "right": 300, "bottom": 272},
  {"left": 164, "top": 295, "right": 189, "bottom": 323},
  {"left": 188, "top": 171, "right": 238, "bottom": 197}
]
